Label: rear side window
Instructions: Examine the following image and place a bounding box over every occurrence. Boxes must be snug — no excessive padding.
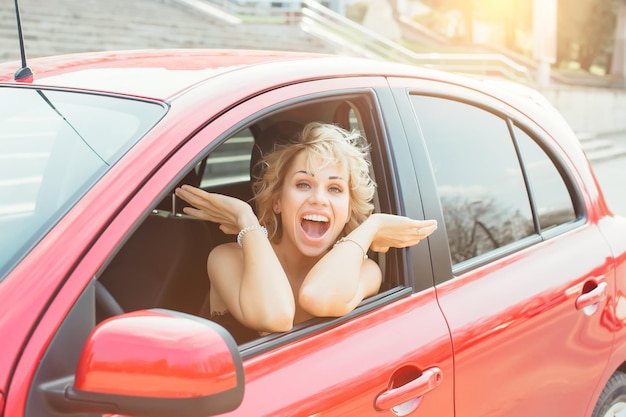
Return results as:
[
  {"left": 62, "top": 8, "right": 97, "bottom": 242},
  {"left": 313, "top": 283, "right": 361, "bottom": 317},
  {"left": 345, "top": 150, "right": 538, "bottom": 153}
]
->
[
  {"left": 513, "top": 126, "right": 576, "bottom": 230},
  {"left": 410, "top": 95, "right": 575, "bottom": 266}
]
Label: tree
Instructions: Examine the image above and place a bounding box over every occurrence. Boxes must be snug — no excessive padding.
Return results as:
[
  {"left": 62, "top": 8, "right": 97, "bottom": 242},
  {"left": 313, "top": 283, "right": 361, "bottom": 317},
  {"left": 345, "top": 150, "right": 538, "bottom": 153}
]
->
[
  {"left": 557, "top": 0, "right": 617, "bottom": 72},
  {"left": 610, "top": 0, "right": 626, "bottom": 79}
]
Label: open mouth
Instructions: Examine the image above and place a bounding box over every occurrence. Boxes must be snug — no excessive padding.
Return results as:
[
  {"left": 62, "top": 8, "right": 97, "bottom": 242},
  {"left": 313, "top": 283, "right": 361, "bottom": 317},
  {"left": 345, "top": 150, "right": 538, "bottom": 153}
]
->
[{"left": 301, "top": 214, "right": 331, "bottom": 239}]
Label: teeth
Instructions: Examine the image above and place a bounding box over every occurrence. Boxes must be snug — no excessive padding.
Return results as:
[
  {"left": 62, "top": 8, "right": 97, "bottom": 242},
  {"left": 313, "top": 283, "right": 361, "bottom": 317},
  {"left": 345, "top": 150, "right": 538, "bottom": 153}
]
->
[{"left": 303, "top": 214, "right": 329, "bottom": 222}]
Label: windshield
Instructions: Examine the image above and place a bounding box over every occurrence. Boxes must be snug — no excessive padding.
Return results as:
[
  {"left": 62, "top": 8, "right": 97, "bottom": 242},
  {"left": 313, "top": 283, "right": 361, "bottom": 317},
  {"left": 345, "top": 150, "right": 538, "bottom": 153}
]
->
[{"left": 0, "top": 87, "right": 166, "bottom": 280}]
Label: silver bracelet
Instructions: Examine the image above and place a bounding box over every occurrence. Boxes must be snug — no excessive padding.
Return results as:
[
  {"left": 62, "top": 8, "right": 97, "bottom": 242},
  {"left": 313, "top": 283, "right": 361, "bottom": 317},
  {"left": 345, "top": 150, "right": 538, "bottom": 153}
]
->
[
  {"left": 334, "top": 237, "right": 368, "bottom": 259},
  {"left": 237, "top": 225, "right": 268, "bottom": 247}
]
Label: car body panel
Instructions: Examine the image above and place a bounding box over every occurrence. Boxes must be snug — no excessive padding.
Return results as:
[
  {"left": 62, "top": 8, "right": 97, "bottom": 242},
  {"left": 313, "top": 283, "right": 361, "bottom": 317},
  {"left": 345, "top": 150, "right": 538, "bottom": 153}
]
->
[
  {"left": 230, "top": 291, "right": 453, "bottom": 417},
  {"left": 387, "top": 75, "right": 622, "bottom": 415},
  {"left": 437, "top": 224, "right": 615, "bottom": 416}
]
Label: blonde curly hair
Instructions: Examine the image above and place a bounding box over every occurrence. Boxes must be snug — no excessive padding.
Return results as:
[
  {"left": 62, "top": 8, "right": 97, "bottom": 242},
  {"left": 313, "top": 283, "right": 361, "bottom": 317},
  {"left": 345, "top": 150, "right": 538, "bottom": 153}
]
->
[{"left": 253, "top": 122, "right": 376, "bottom": 243}]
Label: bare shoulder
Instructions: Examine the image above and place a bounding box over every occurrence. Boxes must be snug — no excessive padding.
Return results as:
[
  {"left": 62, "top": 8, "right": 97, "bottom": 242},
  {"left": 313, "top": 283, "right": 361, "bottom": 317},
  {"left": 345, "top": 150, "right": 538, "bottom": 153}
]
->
[
  {"left": 207, "top": 243, "right": 243, "bottom": 276},
  {"left": 362, "top": 258, "right": 383, "bottom": 296},
  {"left": 363, "top": 257, "right": 382, "bottom": 276},
  {"left": 209, "top": 242, "right": 242, "bottom": 258}
]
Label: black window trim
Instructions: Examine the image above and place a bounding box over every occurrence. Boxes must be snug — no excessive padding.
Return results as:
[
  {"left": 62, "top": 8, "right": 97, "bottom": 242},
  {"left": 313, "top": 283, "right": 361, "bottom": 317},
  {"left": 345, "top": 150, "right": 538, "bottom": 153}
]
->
[{"left": 509, "top": 119, "right": 587, "bottom": 228}]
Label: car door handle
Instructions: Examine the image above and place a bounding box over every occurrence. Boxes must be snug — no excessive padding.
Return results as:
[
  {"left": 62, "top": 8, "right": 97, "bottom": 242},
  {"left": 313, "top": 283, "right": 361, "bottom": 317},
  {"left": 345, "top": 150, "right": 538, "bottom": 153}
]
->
[
  {"left": 375, "top": 367, "right": 443, "bottom": 412},
  {"left": 575, "top": 281, "right": 607, "bottom": 313}
]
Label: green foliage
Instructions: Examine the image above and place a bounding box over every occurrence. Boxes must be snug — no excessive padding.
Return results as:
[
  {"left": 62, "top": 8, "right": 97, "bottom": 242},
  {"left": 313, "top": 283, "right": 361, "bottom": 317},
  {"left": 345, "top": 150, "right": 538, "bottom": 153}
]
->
[
  {"left": 557, "top": 0, "right": 619, "bottom": 72},
  {"left": 410, "top": 0, "right": 620, "bottom": 74}
]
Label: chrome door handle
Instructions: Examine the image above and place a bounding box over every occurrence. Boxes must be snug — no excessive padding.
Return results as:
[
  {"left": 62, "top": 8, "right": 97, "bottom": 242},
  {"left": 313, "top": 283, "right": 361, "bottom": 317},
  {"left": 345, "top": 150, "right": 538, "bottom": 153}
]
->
[{"left": 375, "top": 367, "right": 443, "bottom": 412}]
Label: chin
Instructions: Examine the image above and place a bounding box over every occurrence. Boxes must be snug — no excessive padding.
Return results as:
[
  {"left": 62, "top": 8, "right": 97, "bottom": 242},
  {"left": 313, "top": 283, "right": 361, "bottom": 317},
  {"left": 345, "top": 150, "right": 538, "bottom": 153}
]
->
[{"left": 299, "top": 242, "right": 330, "bottom": 259}]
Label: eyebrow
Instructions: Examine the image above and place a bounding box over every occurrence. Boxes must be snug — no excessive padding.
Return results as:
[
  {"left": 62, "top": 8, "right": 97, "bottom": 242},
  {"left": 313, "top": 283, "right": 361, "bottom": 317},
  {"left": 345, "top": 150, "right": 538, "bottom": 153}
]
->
[{"left": 294, "top": 170, "right": 345, "bottom": 181}]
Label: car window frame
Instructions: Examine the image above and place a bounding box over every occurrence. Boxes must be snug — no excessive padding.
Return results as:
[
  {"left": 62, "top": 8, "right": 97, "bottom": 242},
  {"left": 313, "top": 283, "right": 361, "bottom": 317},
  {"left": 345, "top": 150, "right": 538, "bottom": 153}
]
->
[
  {"left": 196, "top": 90, "right": 420, "bottom": 357},
  {"left": 388, "top": 76, "right": 587, "bottom": 283},
  {"left": 91, "top": 81, "right": 433, "bottom": 358},
  {"left": 415, "top": 94, "right": 585, "bottom": 275}
]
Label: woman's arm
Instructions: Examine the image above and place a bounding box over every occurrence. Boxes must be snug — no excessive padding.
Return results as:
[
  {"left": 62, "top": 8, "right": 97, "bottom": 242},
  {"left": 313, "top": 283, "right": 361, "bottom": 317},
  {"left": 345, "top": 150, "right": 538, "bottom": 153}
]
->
[
  {"left": 176, "top": 185, "right": 295, "bottom": 332},
  {"left": 299, "top": 214, "right": 437, "bottom": 317}
]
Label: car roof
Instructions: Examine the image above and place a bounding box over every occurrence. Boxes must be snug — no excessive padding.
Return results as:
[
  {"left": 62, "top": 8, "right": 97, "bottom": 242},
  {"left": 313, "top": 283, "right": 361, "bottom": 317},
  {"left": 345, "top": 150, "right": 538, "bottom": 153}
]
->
[
  {"left": 0, "top": 49, "right": 343, "bottom": 100},
  {"left": 0, "top": 48, "right": 492, "bottom": 101},
  {"left": 0, "top": 48, "right": 562, "bottom": 138}
]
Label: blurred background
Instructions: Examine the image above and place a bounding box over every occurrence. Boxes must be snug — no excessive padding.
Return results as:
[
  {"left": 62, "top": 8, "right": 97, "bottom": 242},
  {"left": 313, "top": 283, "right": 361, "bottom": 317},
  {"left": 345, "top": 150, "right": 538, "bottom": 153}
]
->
[{"left": 1, "top": 0, "right": 624, "bottom": 212}]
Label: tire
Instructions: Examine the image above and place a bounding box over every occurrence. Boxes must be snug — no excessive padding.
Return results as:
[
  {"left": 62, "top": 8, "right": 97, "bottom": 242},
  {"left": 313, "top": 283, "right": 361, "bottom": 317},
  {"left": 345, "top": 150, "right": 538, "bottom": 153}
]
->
[{"left": 592, "top": 371, "right": 626, "bottom": 417}]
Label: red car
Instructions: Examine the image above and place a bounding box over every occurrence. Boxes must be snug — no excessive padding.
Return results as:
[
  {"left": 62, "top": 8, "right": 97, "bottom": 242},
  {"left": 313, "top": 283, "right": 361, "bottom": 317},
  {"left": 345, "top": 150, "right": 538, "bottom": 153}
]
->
[{"left": 1, "top": 48, "right": 626, "bottom": 417}]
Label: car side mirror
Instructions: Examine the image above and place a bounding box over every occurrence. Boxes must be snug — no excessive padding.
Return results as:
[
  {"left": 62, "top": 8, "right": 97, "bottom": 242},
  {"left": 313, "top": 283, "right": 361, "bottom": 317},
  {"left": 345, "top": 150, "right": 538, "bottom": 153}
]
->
[{"left": 42, "top": 309, "right": 244, "bottom": 417}]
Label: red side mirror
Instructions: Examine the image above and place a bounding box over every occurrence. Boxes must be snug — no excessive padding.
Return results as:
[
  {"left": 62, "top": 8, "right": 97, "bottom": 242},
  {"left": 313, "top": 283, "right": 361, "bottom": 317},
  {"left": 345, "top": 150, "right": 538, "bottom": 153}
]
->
[{"left": 44, "top": 309, "right": 244, "bottom": 417}]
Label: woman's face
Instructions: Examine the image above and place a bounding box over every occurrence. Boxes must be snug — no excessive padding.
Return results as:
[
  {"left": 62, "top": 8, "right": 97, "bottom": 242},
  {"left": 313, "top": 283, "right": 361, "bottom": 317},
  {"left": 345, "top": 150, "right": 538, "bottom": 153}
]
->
[{"left": 275, "top": 151, "right": 351, "bottom": 258}]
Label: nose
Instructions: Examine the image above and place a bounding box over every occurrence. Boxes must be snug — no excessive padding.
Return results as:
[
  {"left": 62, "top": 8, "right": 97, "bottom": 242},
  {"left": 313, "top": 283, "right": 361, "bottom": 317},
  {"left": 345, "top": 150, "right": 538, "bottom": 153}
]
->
[{"left": 307, "top": 185, "right": 329, "bottom": 206}]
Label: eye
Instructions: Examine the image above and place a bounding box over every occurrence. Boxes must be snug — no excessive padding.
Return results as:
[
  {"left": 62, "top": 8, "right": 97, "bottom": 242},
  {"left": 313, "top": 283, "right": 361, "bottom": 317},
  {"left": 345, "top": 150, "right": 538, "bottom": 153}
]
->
[
  {"left": 296, "top": 181, "right": 311, "bottom": 189},
  {"left": 328, "top": 185, "right": 343, "bottom": 194}
]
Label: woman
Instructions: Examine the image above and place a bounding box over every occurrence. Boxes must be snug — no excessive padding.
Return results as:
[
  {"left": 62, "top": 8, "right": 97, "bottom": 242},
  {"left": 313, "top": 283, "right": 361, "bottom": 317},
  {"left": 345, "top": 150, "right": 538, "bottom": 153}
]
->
[{"left": 175, "top": 122, "right": 437, "bottom": 342}]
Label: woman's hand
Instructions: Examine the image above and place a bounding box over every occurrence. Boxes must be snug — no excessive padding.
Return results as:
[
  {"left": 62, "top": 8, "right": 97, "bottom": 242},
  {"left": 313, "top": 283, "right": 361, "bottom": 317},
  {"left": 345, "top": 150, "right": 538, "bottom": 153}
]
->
[
  {"left": 366, "top": 213, "right": 437, "bottom": 253},
  {"left": 174, "top": 185, "right": 257, "bottom": 235}
]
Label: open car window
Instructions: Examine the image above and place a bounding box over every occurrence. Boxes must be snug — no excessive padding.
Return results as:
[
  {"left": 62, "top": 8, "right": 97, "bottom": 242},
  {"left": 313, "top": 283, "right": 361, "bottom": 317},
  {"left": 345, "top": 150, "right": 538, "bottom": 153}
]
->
[{"left": 95, "top": 92, "right": 411, "bottom": 351}]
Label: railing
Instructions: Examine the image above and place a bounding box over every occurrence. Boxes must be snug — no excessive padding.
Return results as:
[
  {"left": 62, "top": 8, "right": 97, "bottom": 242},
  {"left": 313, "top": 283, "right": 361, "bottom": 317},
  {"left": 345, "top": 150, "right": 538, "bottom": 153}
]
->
[
  {"left": 200, "top": 0, "right": 319, "bottom": 23},
  {"left": 192, "top": 0, "right": 533, "bottom": 83},
  {"left": 300, "top": 0, "right": 533, "bottom": 84}
]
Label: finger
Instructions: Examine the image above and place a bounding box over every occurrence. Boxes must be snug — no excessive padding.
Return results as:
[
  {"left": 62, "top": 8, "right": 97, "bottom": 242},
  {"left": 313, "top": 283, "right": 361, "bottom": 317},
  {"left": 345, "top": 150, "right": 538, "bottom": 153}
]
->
[
  {"left": 175, "top": 186, "right": 201, "bottom": 205},
  {"left": 415, "top": 219, "right": 438, "bottom": 229},
  {"left": 182, "top": 206, "right": 212, "bottom": 221},
  {"left": 176, "top": 185, "right": 212, "bottom": 202},
  {"left": 415, "top": 227, "right": 436, "bottom": 240},
  {"left": 370, "top": 244, "right": 390, "bottom": 253},
  {"left": 415, "top": 222, "right": 438, "bottom": 238},
  {"left": 177, "top": 188, "right": 218, "bottom": 211}
]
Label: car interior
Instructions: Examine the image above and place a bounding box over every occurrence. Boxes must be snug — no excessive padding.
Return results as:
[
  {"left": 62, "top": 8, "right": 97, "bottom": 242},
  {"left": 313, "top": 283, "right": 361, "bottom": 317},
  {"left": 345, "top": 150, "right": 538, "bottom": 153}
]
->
[{"left": 95, "top": 93, "right": 404, "bottom": 344}]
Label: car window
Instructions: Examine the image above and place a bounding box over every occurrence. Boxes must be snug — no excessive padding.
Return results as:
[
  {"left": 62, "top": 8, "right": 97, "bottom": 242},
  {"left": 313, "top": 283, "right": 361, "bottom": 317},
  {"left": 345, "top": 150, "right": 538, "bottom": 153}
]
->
[
  {"left": 0, "top": 87, "right": 166, "bottom": 281},
  {"left": 410, "top": 95, "right": 535, "bottom": 265},
  {"left": 97, "top": 94, "right": 411, "bottom": 349},
  {"left": 513, "top": 125, "right": 577, "bottom": 230},
  {"left": 200, "top": 128, "right": 254, "bottom": 188},
  {"left": 411, "top": 95, "right": 578, "bottom": 267}
]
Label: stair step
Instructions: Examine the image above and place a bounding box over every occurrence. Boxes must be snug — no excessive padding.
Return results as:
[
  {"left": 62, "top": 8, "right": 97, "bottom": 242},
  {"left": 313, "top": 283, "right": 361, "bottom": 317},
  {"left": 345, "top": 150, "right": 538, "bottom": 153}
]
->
[{"left": 0, "top": 0, "right": 333, "bottom": 63}]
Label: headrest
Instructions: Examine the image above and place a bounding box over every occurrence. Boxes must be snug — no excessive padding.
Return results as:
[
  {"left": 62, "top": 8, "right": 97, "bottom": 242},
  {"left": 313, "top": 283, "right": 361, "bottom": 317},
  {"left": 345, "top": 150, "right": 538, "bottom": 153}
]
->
[{"left": 250, "top": 120, "right": 303, "bottom": 182}]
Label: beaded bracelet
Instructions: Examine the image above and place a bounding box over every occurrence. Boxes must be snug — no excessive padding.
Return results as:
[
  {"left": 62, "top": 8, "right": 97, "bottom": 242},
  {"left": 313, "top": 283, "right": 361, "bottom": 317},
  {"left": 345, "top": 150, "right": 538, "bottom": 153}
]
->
[
  {"left": 334, "top": 237, "right": 368, "bottom": 259},
  {"left": 237, "top": 225, "right": 268, "bottom": 247}
]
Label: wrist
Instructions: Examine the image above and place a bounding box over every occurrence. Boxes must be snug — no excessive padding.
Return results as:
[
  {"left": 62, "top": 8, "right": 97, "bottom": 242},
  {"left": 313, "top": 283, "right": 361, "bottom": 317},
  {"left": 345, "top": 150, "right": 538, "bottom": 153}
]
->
[
  {"left": 237, "top": 207, "right": 259, "bottom": 230},
  {"left": 237, "top": 225, "right": 268, "bottom": 246},
  {"left": 355, "top": 215, "right": 379, "bottom": 241},
  {"left": 334, "top": 237, "right": 368, "bottom": 259}
]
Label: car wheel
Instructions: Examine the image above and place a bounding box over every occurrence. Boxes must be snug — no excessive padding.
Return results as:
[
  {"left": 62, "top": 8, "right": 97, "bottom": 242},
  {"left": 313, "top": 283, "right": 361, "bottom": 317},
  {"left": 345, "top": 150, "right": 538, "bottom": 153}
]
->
[{"left": 592, "top": 371, "right": 626, "bottom": 417}]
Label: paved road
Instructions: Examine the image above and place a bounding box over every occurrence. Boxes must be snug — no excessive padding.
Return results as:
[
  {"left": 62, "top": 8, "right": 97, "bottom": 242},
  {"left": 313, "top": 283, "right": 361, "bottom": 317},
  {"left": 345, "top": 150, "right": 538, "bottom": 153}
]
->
[{"left": 589, "top": 131, "right": 626, "bottom": 217}]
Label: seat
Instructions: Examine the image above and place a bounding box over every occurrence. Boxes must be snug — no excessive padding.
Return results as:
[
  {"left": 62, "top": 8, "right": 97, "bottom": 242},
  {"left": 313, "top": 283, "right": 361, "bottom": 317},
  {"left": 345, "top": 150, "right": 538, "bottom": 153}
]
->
[
  {"left": 97, "top": 168, "right": 213, "bottom": 321},
  {"left": 98, "top": 215, "right": 213, "bottom": 319}
]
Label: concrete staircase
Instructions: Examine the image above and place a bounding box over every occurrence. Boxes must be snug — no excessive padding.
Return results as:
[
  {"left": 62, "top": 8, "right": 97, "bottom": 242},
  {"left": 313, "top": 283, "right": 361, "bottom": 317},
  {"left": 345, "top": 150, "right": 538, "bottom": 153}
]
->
[
  {"left": 0, "top": 0, "right": 335, "bottom": 63},
  {"left": 579, "top": 133, "right": 626, "bottom": 163}
]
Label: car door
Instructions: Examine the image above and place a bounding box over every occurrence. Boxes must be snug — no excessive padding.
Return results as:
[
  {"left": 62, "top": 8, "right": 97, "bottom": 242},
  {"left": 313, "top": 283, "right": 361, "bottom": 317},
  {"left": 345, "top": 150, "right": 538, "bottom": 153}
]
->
[
  {"left": 390, "top": 77, "right": 616, "bottom": 416},
  {"left": 16, "top": 78, "right": 454, "bottom": 417},
  {"left": 183, "top": 81, "right": 454, "bottom": 417}
]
